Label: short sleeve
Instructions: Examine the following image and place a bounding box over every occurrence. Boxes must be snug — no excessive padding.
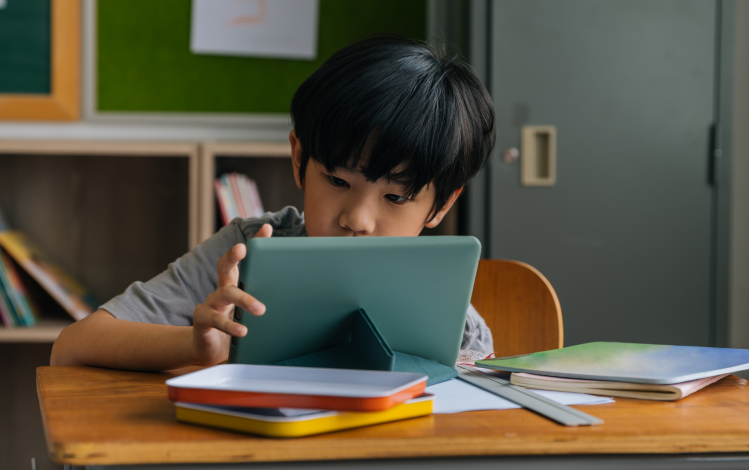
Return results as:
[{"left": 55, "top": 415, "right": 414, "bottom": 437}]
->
[
  {"left": 100, "top": 206, "right": 306, "bottom": 326},
  {"left": 461, "top": 304, "right": 494, "bottom": 353},
  {"left": 99, "top": 221, "right": 247, "bottom": 326}
]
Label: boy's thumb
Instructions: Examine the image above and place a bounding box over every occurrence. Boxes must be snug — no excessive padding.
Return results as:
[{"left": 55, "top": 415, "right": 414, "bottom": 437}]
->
[{"left": 254, "top": 224, "right": 273, "bottom": 238}]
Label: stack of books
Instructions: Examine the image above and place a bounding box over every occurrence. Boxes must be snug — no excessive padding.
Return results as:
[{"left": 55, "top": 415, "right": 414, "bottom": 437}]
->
[
  {"left": 509, "top": 371, "right": 730, "bottom": 401},
  {"left": 0, "top": 231, "right": 98, "bottom": 326},
  {"left": 214, "top": 173, "right": 264, "bottom": 225},
  {"left": 166, "top": 364, "right": 433, "bottom": 438},
  {"left": 0, "top": 204, "right": 97, "bottom": 327},
  {"left": 475, "top": 342, "right": 749, "bottom": 401}
]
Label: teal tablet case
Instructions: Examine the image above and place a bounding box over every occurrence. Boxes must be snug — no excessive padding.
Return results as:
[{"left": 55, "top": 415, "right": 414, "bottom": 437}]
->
[
  {"left": 228, "top": 236, "right": 481, "bottom": 385},
  {"left": 276, "top": 309, "right": 458, "bottom": 385}
]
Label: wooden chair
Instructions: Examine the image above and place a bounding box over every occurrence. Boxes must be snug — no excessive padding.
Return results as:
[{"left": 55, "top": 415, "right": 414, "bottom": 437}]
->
[{"left": 470, "top": 260, "right": 563, "bottom": 357}]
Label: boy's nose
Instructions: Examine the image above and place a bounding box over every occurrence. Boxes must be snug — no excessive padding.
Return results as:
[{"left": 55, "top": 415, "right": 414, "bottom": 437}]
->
[{"left": 339, "top": 202, "right": 375, "bottom": 235}]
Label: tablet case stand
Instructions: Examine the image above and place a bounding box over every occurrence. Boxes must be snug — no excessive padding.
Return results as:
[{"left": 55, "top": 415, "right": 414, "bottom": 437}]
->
[{"left": 275, "top": 308, "right": 457, "bottom": 386}]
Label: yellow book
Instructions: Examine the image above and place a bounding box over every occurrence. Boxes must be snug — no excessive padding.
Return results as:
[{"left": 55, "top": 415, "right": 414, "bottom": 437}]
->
[{"left": 175, "top": 394, "right": 433, "bottom": 438}]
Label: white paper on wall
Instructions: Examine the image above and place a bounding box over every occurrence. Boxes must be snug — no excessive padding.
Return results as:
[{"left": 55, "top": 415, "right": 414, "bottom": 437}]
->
[{"left": 190, "top": 0, "right": 319, "bottom": 60}]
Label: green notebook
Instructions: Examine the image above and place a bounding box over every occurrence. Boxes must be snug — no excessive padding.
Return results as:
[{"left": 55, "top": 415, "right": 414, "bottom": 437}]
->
[{"left": 476, "top": 342, "right": 749, "bottom": 384}]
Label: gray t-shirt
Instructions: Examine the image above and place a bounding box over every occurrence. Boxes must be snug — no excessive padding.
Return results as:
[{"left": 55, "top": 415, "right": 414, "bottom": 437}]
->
[{"left": 101, "top": 206, "right": 494, "bottom": 353}]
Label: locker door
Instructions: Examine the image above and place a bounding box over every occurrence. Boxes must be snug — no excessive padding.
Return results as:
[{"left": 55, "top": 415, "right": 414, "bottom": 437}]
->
[{"left": 488, "top": 0, "right": 716, "bottom": 346}]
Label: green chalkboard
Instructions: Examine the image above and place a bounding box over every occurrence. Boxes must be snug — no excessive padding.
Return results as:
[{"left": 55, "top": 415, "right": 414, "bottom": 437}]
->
[
  {"left": 0, "top": 0, "right": 51, "bottom": 94},
  {"left": 97, "top": 0, "right": 427, "bottom": 114}
]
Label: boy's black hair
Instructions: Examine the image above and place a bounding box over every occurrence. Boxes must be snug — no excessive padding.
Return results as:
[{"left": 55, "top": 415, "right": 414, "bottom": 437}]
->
[{"left": 291, "top": 36, "right": 495, "bottom": 221}]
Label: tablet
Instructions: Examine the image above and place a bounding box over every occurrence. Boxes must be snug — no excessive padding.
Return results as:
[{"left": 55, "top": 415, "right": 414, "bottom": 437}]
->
[{"left": 229, "top": 236, "right": 481, "bottom": 368}]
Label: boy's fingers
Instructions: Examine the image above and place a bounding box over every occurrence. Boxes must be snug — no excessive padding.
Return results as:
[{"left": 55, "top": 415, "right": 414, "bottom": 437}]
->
[
  {"left": 216, "top": 243, "right": 246, "bottom": 287},
  {"left": 210, "top": 285, "right": 266, "bottom": 316},
  {"left": 195, "top": 306, "right": 247, "bottom": 337},
  {"left": 254, "top": 224, "right": 273, "bottom": 238},
  {"left": 216, "top": 225, "right": 270, "bottom": 287}
]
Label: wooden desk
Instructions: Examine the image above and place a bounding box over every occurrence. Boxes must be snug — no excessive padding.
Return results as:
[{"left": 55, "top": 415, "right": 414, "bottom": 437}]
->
[{"left": 37, "top": 367, "right": 749, "bottom": 469}]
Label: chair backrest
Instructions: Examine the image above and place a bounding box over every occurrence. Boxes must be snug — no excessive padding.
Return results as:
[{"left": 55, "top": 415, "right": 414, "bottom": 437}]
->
[{"left": 470, "top": 259, "right": 563, "bottom": 357}]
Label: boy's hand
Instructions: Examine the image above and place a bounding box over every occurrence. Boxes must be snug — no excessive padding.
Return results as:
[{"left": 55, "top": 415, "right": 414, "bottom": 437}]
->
[{"left": 190, "top": 224, "right": 272, "bottom": 366}]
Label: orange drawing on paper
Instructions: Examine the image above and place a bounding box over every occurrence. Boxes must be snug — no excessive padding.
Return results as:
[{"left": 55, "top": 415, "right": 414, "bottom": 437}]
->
[{"left": 230, "top": 0, "right": 267, "bottom": 25}]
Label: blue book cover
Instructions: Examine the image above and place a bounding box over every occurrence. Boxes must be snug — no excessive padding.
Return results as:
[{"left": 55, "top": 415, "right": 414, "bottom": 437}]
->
[
  {"left": 0, "top": 254, "right": 23, "bottom": 326},
  {"left": 0, "top": 252, "right": 37, "bottom": 326},
  {"left": 476, "top": 342, "right": 749, "bottom": 384}
]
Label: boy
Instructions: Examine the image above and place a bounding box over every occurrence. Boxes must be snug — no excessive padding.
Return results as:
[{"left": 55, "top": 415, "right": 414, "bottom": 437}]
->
[{"left": 51, "top": 37, "right": 496, "bottom": 370}]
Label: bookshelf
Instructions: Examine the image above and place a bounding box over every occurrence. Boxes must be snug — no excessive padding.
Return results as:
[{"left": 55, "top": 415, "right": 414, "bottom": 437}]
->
[
  {"left": 0, "top": 140, "right": 199, "bottom": 342},
  {"left": 0, "top": 140, "right": 307, "bottom": 343},
  {"left": 0, "top": 140, "right": 307, "bottom": 340}
]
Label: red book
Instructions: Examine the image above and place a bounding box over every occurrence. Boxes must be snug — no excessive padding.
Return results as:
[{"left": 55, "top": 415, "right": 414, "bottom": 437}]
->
[{"left": 214, "top": 179, "right": 231, "bottom": 226}]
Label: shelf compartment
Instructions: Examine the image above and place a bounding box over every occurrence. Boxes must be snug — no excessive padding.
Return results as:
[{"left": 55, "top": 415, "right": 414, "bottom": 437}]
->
[
  {"left": 199, "top": 142, "right": 302, "bottom": 242},
  {"left": 0, "top": 140, "right": 199, "bottom": 309}
]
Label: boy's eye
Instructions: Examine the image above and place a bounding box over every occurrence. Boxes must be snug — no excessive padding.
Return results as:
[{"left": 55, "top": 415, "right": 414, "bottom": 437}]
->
[
  {"left": 385, "top": 194, "right": 408, "bottom": 204},
  {"left": 328, "top": 175, "right": 349, "bottom": 187}
]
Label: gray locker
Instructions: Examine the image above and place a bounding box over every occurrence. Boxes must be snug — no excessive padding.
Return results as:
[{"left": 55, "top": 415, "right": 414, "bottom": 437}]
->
[{"left": 484, "top": 0, "right": 717, "bottom": 346}]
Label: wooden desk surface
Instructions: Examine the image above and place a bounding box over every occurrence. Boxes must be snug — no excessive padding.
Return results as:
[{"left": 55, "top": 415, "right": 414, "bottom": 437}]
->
[{"left": 37, "top": 366, "right": 749, "bottom": 466}]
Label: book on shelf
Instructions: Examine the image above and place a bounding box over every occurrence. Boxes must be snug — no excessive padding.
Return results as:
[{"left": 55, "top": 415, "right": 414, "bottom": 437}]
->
[
  {"left": 215, "top": 173, "right": 265, "bottom": 226},
  {"left": 0, "top": 230, "right": 98, "bottom": 324},
  {"left": 0, "top": 255, "right": 22, "bottom": 328},
  {"left": 0, "top": 204, "right": 39, "bottom": 327},
  {"left": 229, "top": 173, "right": 246, "bottom": 219},
  {"left": 0, "top": 283, "right": 13, "bottom": 327},
  {"left": 0, "top": 251, "right": 38, "bottom": 327}
]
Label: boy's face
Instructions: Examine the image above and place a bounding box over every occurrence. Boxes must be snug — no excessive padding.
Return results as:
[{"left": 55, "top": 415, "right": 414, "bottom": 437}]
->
[{"left": 290, "top": 131, "right": 459, "bottom": 237}]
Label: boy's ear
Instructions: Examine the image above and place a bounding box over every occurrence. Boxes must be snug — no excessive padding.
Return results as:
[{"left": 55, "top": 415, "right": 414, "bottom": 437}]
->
[
  {"left": 424, "top": 188, "right": 463, "bottom": 229},
  {"left": 289, "top": 130, "right": 304, "bottom": 190}
]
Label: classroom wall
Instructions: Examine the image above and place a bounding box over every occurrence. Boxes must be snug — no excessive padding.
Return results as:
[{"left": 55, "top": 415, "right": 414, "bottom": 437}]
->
[{"left": 730, "top": 0, "right": 749, "bottom": 353}]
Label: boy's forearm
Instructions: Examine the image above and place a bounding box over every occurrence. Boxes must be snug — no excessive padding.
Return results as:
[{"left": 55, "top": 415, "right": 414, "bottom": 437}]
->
[{"left": 50, "top": 310, "right": 198, "bottom": 370}]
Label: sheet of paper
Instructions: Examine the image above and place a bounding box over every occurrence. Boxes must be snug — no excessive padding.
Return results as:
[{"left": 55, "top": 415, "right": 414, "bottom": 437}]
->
[
  {"left": 457, "top": 349, "right": 495, "bottom": 364},
  {"left": 426, "top": 379, "right": 614, "bottom": 414},
  {"left": 191, "top": 0, "right": 319, "bottom": 59}
]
